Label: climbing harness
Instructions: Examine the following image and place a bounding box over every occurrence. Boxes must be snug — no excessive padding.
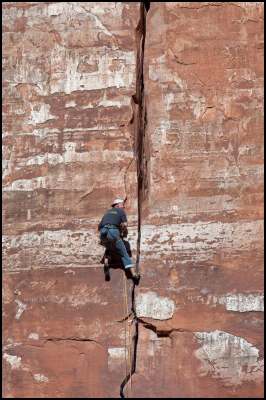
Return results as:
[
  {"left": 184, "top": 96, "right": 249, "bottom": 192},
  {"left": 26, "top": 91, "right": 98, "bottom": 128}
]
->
[{"left": 99, "top": 225, "right": 119, "bottom": 247}]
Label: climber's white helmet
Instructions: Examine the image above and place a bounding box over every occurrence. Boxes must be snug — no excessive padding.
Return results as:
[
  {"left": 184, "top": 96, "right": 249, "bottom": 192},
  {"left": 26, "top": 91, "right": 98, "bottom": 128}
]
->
[{"left": 111, "top": 198, "right": 124, "bottom": 207}]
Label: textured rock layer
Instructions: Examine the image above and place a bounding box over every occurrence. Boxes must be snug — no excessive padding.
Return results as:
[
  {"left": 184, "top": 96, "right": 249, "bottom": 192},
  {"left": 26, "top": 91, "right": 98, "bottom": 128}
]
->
[
  {"left": 3, "top": 2, "right": 138, "bottom": 398},
  {"left": 3, "top": 2, "right": 264, "bottom": 398},
  {"left": 134, "top": 2, "right": 264, "bottom": 398}
]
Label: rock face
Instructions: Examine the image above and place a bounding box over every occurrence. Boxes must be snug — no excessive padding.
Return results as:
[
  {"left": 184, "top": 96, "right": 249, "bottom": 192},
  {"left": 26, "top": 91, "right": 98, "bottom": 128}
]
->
[
  {"left": 3, "top": 2, "right": 138, "bottom": 398},
  {"left": 3, "top": 2, "right": 264, "bottom": 398},
  {"left": 133, "top": 2, "right": 264, "bottom": 398}
]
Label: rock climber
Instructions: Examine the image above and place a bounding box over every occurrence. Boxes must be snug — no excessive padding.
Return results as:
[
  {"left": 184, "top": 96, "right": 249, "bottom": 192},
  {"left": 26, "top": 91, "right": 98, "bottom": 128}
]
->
[{"left": 98, "top": 198, "right": 140, "bottom": 281}]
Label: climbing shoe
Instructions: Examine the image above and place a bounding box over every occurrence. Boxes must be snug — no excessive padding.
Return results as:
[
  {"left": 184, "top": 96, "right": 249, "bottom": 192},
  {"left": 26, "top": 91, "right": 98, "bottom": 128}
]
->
[
  {"left": 103, "top": 257, "right": 110, "bottom": 281},
  {"left": 129, "top": 266, "right": 140, "bottom": 281}
]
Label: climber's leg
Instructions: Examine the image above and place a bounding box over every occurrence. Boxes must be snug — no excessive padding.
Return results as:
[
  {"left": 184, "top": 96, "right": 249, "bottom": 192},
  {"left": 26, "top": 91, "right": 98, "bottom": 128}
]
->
[
  {"left": 103, "top": 255, "right": 110, "bottom": 281},
  {"left": 107, "top": 228, "right": 133, "bottom": 269}
]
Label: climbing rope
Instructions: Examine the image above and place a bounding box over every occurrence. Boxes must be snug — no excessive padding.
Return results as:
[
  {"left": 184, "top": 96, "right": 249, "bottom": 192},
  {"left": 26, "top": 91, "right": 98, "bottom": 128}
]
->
[
  {"left": 93, "top": 249, "right": 134, "bottom": 397},
  {"left": 123, "top": 273, "right": 133, "bottom": 398},
  {"left": 123, "top": 273, "right": 129, "bottom": 398}
]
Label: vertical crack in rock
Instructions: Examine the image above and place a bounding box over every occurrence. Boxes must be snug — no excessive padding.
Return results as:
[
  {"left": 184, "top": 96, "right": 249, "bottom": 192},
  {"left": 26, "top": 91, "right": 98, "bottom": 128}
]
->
[
  {"left": 120, "top": 1, "right": 150, "bottom": 398},
  {"left": 135, "top": 1, "right": 150, "bottom": 274}
]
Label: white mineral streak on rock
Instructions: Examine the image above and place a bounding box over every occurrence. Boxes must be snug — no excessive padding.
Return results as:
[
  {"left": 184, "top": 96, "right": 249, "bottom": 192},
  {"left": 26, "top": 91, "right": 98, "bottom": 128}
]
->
[
  {"left": 11, "top": 56, "right": 48, "bottom": 94},
  {"left": 29, "top": 103, "right": 57, "bottom": 124},
  {"left": 3, "top": 176, "right": 47, "bottom": 192},
  {"left": 108, "top": 347, "right": 128, "bottom": 371},
  {"left": 3, "top": 339, "right": 22, "bottom": 351},
  {"left": 50, "top": 46, "right": 135, "bottom": 94},
  {"left": 14, "top": 299, "right": 27, "bottom": 320},
  {"left": 167, "top": 2, "right": 262, "bottom": 8},
  {"left": 212, "top": 293, "right": 264, "bottom": 312},
  {"left": 26, "top": 209, "right": 31, "bottom": 221},
  {"left": 98, "top": 93, "right": 131, "bottom": 108},
  {"left": 65, "top": 100, "right": 76, "bottom": 108},
  {"left": 194, "top": 330, "right": 264, "bottom": 386},
  {"left": 47, "top": 2, "right": 65, "bottom": 16},
  {"left": 189, "top": 293, "right": 264, "bottom": 313},
  {"left": 28, "top": 333, "right": 39, "bottom": 340},
  {"left": 241, "top": 2, "right": 263, "bottom": 6},
  {"left": 3, "top": 229, "right": 100, "bottom": 270},
  {"left": 80, "top": 10, "right": 113, "bottom": 37},
  {"left": 3, "top": 226, "right": 138, "bottom": 271},
  {"left": 4, "top": 229, "right": 97, "bottom": 252},
  {"left": 3, "top": 353, "right": 22, "bottom": 370},
  {"left": 136, "top": 291, "right": 175, "bottom": 320},
  {"left": 140, "top": 220, "right": 263, "bottom": 261},
  {"left": 164, "top": 92, "right": 175, "bottom": 111},
  {"left": 33, "top": 373, "right": 49, "bottom": 383},
  {"left": 2, "top": 143, "right": 133, "bottom": 187},
  {"left": 108, "top": 347, "right": 127, "bottom": 359}
]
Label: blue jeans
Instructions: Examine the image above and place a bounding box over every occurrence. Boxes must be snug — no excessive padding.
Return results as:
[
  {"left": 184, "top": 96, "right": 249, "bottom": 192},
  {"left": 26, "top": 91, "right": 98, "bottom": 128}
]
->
[{"left": 100, "top": 227, "right": 133, "bottom": 269}]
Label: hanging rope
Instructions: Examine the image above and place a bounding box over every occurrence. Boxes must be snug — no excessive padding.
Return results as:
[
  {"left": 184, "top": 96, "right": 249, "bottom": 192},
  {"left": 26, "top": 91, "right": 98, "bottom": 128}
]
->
[
  {"left": 123, "top": 273, "right": 129, "bottom": 398},
  {"left": 123, "top": 273, "right": 133, "bottom": 398}
]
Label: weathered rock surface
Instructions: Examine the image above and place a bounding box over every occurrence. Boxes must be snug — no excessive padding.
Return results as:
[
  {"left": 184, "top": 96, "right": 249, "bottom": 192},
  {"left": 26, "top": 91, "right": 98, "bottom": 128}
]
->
[
  {"left": 3, "top": 2, "right": 138, "bottom": 398},
  {"left": 133, "top": 2, "right": 264, "bottom": 398},
  {"left": 3, "top": 1, "right": 264, "bottom": 398},
  {"left": 3, "top": 268, "right": 133, "bottom": 398},
  {"left": 3, "top": 2, "right": 139, "bottom": 252}
]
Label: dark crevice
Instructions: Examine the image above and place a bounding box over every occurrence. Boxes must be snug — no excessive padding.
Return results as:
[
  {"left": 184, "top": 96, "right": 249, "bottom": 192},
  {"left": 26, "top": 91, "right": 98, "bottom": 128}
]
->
[
  {"left": 143, "top": 1, "right": 150, "bottom": 12},
  {"left": 44, "top": 337, "right": 102, "bottom": 344},
  {"left": 135, "top": 1, "right": 150, "bottom": 275},
  {"left": 43, "top": 337, "right": 105, "bottom": 349},
  {"left": 120, "top": 1, "right": 149, "bottom": 398},
  {"left": 116, "top": 311, "right": 133, "bottom": 323},
  {"left": 136, "top": 317, "right": 192, "bottom": 337}
]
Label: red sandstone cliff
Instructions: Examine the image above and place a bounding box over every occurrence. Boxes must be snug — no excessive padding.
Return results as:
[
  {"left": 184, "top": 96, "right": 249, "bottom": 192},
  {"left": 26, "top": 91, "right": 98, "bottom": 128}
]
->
[{"left": 3, "top": 2, "right": 264, "bottom": 398}]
